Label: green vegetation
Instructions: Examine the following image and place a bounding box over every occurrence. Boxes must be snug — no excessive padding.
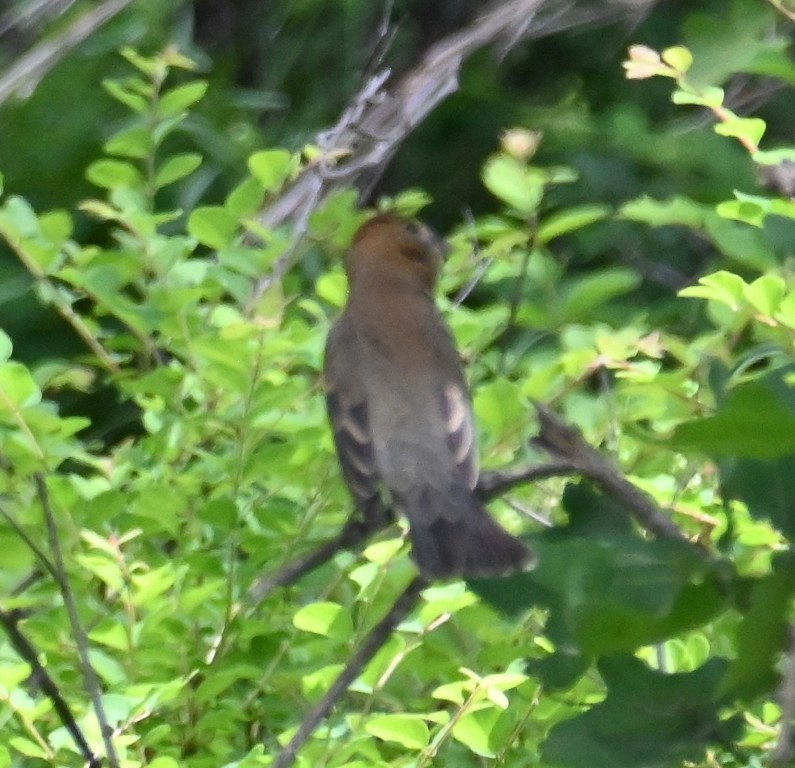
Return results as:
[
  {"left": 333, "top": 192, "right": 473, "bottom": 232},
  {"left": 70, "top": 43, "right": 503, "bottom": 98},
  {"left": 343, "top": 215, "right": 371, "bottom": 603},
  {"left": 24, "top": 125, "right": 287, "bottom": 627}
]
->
[{"left": 1, "top": 2, "right": 795, "bottom": 766}]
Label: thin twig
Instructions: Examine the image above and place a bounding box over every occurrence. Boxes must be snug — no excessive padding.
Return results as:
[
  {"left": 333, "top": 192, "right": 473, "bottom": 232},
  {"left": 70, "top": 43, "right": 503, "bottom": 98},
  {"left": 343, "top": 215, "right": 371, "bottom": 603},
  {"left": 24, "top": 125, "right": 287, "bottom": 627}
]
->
[
  {"left": 35, "top": 473, "right": 120, "bottom": 768},
  {"left": 11, "top": 569, "right": 45, "bottom": 597},
  {"left": 273, "top": 576, "right": 427, "bottom": 768},
  {"left": 477, "top": 461, "right": 576, "bottom": 500},
  {"left": 772, "top": 622, "right": 795, "bottom": 767},
  {"left": 3, "top": 242, "right": 120, "bottom": 373},
  {"left": 0, "top": 503, "right": 60, "bottom": 583},
  {"left": 248, "top": 459, "right": 574, "bottom": 601},
  {"left": 247, "top": 519, "right": 382, "bottom": 605},
  {"left": 532, "top": 404, "right": 695, "bottom": 546},
  {"left": 453, "top": 208, "right": 493, "bottom": 306},
  {"left": 361, "top": 0, "right": 398, "bottom": 81},
  {"left": 0, "top": 608, "right": 100, "bottom": 767}
]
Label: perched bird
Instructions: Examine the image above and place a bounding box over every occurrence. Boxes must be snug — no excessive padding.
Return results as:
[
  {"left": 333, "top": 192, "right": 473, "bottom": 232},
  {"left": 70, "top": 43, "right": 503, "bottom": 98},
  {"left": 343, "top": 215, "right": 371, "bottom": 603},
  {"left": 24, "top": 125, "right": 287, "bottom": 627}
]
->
[{"left": 324, "top": 212, "right": 533, "bottom": 579}]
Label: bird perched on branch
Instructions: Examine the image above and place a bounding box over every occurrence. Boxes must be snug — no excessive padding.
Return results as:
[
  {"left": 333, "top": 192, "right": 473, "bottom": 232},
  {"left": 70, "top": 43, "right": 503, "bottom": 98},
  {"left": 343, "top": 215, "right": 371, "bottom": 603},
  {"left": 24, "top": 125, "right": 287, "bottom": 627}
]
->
[{"left": 324, "top": 212, "right": 533, "bottom": 579}]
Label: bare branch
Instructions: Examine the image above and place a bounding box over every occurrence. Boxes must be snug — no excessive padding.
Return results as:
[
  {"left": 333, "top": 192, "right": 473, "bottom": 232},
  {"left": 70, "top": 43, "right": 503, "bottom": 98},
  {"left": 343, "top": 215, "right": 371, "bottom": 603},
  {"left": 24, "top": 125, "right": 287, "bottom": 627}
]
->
[
  {"left": 532, "top": 404, "right": 697, "bottom": 547},
  {"left": 0, "top": 0, "right": 134, "bottom": 105},
  {"left": 257, "top": 0, "right": 658, "bottom": 227},
  {"left": 257, "top": 0, "right": 546, "bottom": 235},
  {"left": 247, "top": 399, "right": 707, "bottom": 603},
  {"left": 247, "top": 517, "right": 389, "bottom": 605},
  {"left": 772, "top": 623, "right": 795, "bottom": 767},
  {"left": 36, "top": 473, "right": 120, "bottom": 768},
  {"left": 250, "top": 0, "right": 659, "bottom": 301},
  {"left": 273, "top": 576, "right": 427, "bottom": 768},
  {"left": 0, "top": 503, "right": 60, "bottom": 583},
  {"left": 0, "top": 607, "right": 100, "bottom": 767},
  {"left": 477, "top": 461, "right": 576, "bottom": 500},
  {"left": 247, "top": 457, "right": 577, "bottom": 601},
  {"left": 0, "top": 0, "right": 77, "bottom": 40}
]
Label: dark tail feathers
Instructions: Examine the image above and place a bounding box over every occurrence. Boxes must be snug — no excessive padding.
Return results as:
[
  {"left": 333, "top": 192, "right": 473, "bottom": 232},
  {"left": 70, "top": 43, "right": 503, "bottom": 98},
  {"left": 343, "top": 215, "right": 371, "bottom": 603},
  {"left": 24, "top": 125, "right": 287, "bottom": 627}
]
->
[{"left": 398, "top": 486, "right": 535, "bottom": 579}]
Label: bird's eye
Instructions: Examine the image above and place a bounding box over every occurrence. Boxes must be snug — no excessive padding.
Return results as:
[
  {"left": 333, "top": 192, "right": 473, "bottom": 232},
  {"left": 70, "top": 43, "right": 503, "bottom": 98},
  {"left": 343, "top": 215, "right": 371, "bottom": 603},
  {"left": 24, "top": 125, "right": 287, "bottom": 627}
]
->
[{"left": 404, "top": 221, "right": 421, "bottom": 236}]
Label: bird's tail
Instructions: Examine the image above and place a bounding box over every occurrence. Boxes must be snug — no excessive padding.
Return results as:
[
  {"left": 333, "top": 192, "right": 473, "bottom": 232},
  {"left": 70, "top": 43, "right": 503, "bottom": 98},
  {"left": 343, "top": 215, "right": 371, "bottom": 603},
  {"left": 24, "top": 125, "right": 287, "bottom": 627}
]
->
[{"left": 397, "top": 486, "right": 534, "bottom": 579}]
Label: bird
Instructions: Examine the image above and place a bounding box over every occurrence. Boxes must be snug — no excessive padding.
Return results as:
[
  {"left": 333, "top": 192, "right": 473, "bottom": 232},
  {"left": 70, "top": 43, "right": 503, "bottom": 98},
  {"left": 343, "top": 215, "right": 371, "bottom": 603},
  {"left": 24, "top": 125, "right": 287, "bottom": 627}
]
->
[{"left": 324, "top": 212, "right": 534, "bottom": 579}]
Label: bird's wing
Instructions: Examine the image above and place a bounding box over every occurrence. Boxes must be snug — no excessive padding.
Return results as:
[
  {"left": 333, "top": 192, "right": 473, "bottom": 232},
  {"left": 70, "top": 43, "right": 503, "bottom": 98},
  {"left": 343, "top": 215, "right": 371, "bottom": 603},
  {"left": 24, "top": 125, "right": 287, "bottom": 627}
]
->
[
  {"left": 429, "top": 311, "right": 479, "bottom": 491},
  {"left": 440, "top": 380, "right": 479, "bottom": 490},
  {"left": 324, "top": 314, "right": 381, "bottom": 509}
]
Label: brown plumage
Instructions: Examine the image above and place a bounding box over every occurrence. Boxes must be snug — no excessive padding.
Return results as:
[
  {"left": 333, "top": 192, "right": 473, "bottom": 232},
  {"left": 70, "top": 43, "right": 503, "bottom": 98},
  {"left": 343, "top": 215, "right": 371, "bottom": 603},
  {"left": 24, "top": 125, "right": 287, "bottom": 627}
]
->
[{"left": 324, "top": 212, "right": 534, "bottom": 579}]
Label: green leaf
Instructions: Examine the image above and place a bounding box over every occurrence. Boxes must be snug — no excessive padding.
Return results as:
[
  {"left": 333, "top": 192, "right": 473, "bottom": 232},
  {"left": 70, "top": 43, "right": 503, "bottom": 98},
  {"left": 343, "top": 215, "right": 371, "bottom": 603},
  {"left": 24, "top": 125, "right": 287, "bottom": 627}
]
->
[
  {"left": 672, "top": 85, "right": 724, "bottom": 108},
  {"left": 673, "top": 376, "right": 795, "bottom": 459},
  {"left": 703, "top": 214, "right": 776, "bottom": 269},
  {"left": 0, "top": 663, "right": 33, "bottom": 689},
  {"left": 188, "top": 206, "right": 238, "bottom": 249},
  {"left": 770, "top": 198, "right": 795, "bottom": 220},
  {"left": 316, "top": 272, "right": 347, "bottom": 307},
  {"left": 619, "top": 195, "right": 706, "bottom": 228},
  {"left": 719, "top": 553, "right": 795, "bottom": 701},
  {"left": 293, "top": 602, "right": 353, "bottom": 640},
  {"left": 155, "top": 152, "right": 203, "bottom": 188},
  {"left": 131, "top": 564, "right": 179, "bottom": 606},
  {"left": 194, "top": 665, "right": 261, "bottom": 703},
  {"left": 678, "top": 270, "right": 747, "bottom": 309},
  {"left": 0, "top": 329, "right": 12, "bottom": 362},
  {"left": 537, "top": 204, "right": 609, "bottom": 243},
  {"left": 474, "top": 378, "right": 526, "bottom": 443},
  {"left": 743, "top": 273, "right": 784, "bottom": 317},
  {"left": 157, "top": 80, "right": 209, "bottom": 118},
  {"left": 529, "top": 650, "right": 591, "bottom": 690},
  {"left": 152, "top": 115, "right": 187, "bottom": 145},
  {"left": 722, "top": 454, "right": 795, "bottom": 540},
  {"left": 475, "top": 484, "right": 721, "bottom": 654},
  {"left": 366, "top": 714, "right": 430, "bottom": 749},
  {"left": 302, "top": 663, "right": 345, "bottom": 700},
  {"left": 560, "top": 268, "right": 641, "bottom": 321},
  {"left": 247, "top": 149, "right": 293, "bottom": 192},
  {"left": 9, "top": 738, "right": 47, "bottom": 759},
  {"left": 661, "top": 46, "right": 693, "bottom": 73},
  {"left": 120, "top": 47, "right": 161, "bottom": 76},
  {"left": 452, "top": 709, "right": 502, "bottom": 757},
  {"left": 102, "top": 78, "right": 149, "bottom": 113},
  {"left": 776, "top": 291, "right": 795, "bottom": 329},
  {"left": 753, "top": 147, "right": 795, "bottom": 165},
  {"left": 545, "top": 165, "right": 578, "bottom": 184},
  {"left": 76, "top": 553, "right": 123, "bottom": 591},
  {"left": 88, "top": 620, "right": 129, "bottom": 651},
  {"left": 718, "top": 191, "right": 795, "bottom": 227},
  {"left": 714, "top": 117, "right": 766, "bottom": 147},
  {"left": 38, "top": 210, "right": 73, "bottom": 245},
  {"left": 542, "top": 656, "right": 737, "bottom": 768},
  {"left": 482, "top": 155, "right": 544, "bottom": 214},
  {"left": 86, "top": 159, "right": 144, "bottom": 190},
  {"left": 226, "top": 176, "right": 266, "bottom": 217},
  {"left": 3, "top": 195, "right": 41, "bottom": 238},
  {"left": 0, "top": 361, "right": 42, "bottom": 410},
  {"left": 89, "top": 649, "right": 127, "bottom": 685},
  {"left": 715, "top": 199, "right": 765, "bottom": 227},
  {"left": 147, "top": 758, "right": 181, "bottom": 768},
  {"left": 104, "top": 125, "right": 153, "bottom": 159}
]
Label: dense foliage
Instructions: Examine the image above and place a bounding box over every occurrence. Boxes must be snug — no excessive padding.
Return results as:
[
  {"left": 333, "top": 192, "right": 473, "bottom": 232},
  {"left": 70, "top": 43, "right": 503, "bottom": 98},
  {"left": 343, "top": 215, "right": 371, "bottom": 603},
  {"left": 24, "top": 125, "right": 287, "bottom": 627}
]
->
[{"left": 1, "top": 2, "right": 795, "bottom": 767}]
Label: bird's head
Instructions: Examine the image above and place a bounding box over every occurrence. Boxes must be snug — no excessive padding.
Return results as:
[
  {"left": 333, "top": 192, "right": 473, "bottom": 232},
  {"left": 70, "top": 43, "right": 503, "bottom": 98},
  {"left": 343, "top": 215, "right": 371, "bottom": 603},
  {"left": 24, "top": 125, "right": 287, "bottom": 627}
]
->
[{"left": 347, "top": 213, "right": 449, "bottom": 292}]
